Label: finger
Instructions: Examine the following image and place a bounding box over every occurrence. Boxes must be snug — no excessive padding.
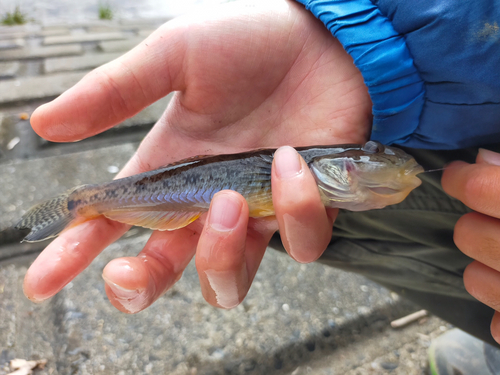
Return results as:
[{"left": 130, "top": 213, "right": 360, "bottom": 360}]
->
[
  {"left": 23, "top": 218, "right": 124, "bottom": 302},
  {"left": 477, "top": 148, "right": 500, "bottom": 165},
  {"left": 490, "top": 311, "right": 500, "bottom": 345},
  {"left": 196, "top": 191, "right": 273, "bottom": 309},
  {"left": 271, "top": 146, "right": 335, "bottom": 263},
  {"left": 30, "top": 21, "right": 186, "bottom": 142},
  {"left": 102, "top": 227, "right": 199, "bottom": 314},
  {"left": 463, "top": 261, "right": 500, "bottom": 312},
  {"left": 442, "top": 161, "right": 500, "bottom": 218},
  {"left": 454, "top": 212, "right": 500, "bottom": 272},
  {"left": 22, "top": 156, "right": 152, "bottom": 303}
]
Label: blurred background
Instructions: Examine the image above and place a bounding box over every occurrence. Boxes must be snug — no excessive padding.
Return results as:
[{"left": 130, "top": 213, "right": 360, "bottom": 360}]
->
[
  {"left": 0, "top": 0, "right": 228, "bottom": 22},
  {"left": 0, "top": 1, "right": 449, "bottom": 374}
]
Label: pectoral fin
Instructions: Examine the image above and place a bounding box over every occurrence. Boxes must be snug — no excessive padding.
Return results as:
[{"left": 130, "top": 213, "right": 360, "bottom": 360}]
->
[{"left": 103, "top": 210, "right": 201, "bottom": 231}]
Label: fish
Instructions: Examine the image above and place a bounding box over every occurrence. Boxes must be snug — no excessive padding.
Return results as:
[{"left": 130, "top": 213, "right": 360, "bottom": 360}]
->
[{"left": 15, "top": 141, "right": 424, "bottom": 243}]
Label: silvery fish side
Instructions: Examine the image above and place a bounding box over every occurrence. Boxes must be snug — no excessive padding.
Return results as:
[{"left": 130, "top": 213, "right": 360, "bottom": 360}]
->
[{"left": 16, "top": 141, "right": 423, "bottom": 242}]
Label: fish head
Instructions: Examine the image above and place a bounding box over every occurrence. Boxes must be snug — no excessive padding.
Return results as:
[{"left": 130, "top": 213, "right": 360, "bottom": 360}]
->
[{"left": 309, "top": 141, "right": 424, "bottom": 211}]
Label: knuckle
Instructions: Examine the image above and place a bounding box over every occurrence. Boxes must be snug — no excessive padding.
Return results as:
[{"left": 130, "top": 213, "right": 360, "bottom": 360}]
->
[
  {"left": 461, "top": 167, "right": 500, "bottom": 212},
  {"left": 97, "top": 69, "right": 133, "bottom": 118},
  {"left": 212, "top": 245, "right": 246, "bottom": 271},
  {"left": 455, "top": 214, "right": 500, "bottom": 263},
  {"left": 464, "top": 264, "right": 500, "bottom": 311},
  {"left": 461, "top": 169, "right": 486, "bottom": 206}
]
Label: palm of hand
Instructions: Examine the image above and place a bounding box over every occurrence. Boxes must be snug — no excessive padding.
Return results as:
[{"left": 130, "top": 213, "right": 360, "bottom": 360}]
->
[{"left": 26, "top": 0, "right": 371, "bottom": 312}]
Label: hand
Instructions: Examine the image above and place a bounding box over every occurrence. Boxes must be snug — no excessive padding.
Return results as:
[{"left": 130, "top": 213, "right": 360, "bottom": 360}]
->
[
  {"left": 442, "top": 149, "right": 500, "bottom": 344},
  {"left": 23, "top": 0, "right": 372, "bottom": 312}
]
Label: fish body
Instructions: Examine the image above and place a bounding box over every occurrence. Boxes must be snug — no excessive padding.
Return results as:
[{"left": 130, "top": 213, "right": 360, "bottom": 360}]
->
[{"left": 16, "top": 141, "right": 424, "bottom": 242}]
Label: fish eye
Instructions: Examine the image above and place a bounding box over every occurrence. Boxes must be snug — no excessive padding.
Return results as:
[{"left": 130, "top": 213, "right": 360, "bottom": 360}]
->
[{"left": 361, "top": 141, "right": 381, "bottom": 154}]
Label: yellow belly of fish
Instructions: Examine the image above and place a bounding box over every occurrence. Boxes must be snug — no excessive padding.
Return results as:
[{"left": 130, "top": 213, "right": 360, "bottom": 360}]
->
[{"left": 247, "top": 193, "right": 275, "bottom": 217}]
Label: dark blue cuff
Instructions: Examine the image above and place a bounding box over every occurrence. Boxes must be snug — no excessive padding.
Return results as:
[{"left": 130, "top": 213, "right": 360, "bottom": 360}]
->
[{"left": 295, "top": 0, "right": 425, "bottom": 146}]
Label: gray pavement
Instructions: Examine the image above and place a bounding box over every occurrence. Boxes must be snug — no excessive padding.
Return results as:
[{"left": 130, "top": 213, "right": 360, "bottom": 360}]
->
[
  {"left": 0, "top": 236, "right": 449, "bottom": 375},
  {"left": 0, "top": 16, "right": 449, "bottom": 375}
]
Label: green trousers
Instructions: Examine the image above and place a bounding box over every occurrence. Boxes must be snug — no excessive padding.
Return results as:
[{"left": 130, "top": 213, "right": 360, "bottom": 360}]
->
[{"left": 269, "top": 145, "right": 499, "bottom": 347}]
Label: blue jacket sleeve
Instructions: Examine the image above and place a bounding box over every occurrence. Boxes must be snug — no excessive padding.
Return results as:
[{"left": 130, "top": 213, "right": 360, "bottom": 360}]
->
[{"left": 295, "top": 0, "right": 500, "bottom": 150}]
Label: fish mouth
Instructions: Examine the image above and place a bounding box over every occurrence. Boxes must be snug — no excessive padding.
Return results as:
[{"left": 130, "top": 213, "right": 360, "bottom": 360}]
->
[
  {"left": 404, "top": 160, "right": 425, "bottom": 177},
  {"left": 400, "top": 160, "right": 425, "bottom": 190},
  {"left": 366, "top": 161, "right": 424, "bottom": 196}
]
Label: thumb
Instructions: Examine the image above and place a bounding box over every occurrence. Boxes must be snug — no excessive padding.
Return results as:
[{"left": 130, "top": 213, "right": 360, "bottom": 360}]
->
[
  {"left": 477, "top": 149, "right": 500, "bottom": 165},
  {"left": 30, "top": 21, "right": 188, "bottom": 143}
]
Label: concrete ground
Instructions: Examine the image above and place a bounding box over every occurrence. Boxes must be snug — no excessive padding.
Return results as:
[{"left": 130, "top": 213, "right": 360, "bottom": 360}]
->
[{"left": 0, "top": 18, "right": 450, "bottom": 375}]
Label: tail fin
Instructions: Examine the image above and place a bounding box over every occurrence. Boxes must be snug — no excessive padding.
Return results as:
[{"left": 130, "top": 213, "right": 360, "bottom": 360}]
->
[{"left": 16, "top": 192, "right": 75, "bottom": 242}]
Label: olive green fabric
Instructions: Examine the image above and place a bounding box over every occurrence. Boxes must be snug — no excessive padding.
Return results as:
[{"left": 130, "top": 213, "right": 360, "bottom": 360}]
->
[{"left": 269, "top": 144, "right": 500, "bottom": 346}]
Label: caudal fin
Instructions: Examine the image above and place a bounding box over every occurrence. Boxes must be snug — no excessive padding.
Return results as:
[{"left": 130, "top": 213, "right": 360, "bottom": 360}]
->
[{"left": 16, "top": 192, "right": 75, "bottom": 242}]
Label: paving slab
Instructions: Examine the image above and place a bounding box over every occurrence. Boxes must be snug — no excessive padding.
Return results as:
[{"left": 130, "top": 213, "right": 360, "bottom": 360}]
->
[
  {"left": 0, "top": 233, "right": 438, "bottom": 375},
  {"left": 38, "top": 27, "right": 71, "bottom": 37},
  {"left": 87, "top": 25, "right": 121, "bottom": 33},
  {"left": 295, "top": 316, "right": 450, "bottom": 375},
  {"left": 0, "top": 61, "right": 19, "bottom": 78},
  {"left": 44, "top": 32, "right": 127, "bottom": 45},
  {"left": 98, "top": 38, "right": 144, "bottom": 53},
  {"left": 0, "top": 32, "right": 29, "bottom": 40},
  {"left": 42, "top": 24, "right": 75, "bottom": 31},
  {"left": 44, "top": 52, "right": 122, "bottom": 73},
  {"left": 0, "top": 143, "right": 136, "bottom": 232},
  {"left": 0, "top": 25, "right": 35, "bottom": 40},
  {"left": 0, "top": 71, "right": 86, "bottom": 104},
  {"left": 0, "top": 25, "right": 28, "bottom": 34},
  {"left": 137, "top": 29, "right": 156, "bottom": 38},
  {"left": 0, "top": 38, "right": 24, "bottom": 50},
  {"left": 0, "top": 114, "right": 39, "bottom": 164},
  {"left": 0, "top": 44, "right": 83, "bottom": 61},
  {"left": 0, "top": 259, "right": 59, "bottom": 375},
  {"left": 119, "top": 18, "right": 170, "bottom": 28},
  {"left": 344, "top": 321, "right": 449, "bottom": 375}
]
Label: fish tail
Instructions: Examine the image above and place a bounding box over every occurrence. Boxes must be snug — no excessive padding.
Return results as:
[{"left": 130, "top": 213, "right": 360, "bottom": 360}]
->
[{"left": 16, "top": 191, "right": 75, "bottom": 242}]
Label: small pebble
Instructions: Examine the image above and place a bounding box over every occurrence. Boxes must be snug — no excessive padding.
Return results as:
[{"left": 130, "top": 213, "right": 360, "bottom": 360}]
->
[
  {"left": 107, "top": 165, "right": 119, "bottom": 173},
  {"left": 7, "top": 137, "right": 20, "bottom": 150},
  {"left": 380, "top": 362, "right": 399, "bottom": 370}
]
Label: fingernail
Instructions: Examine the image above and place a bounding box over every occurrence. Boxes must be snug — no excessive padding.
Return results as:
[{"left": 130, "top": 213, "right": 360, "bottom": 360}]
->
[
  {"left": 209, "top": 192, "right": 242, "bottom": 232},
  {"left": 478, "top": 148, "right": 500, "bottom": 166},
  {"left": 274, "top": 146, "right": 302, "bottom": 179},
  {"left": 102, "top": 275, "right": 148, "bottom": 314},
  {"left": 205, "top": 269, "right": 240, "bottom": 309},
  {"left": 24, "top": 290, "right": 49, "bottom": 303},
  {"left": 23, "top": 280, "right": 50, "bottom": 303}
]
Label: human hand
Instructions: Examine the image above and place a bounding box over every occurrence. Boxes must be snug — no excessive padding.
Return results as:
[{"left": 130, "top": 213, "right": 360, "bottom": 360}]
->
[
  {"left": 23, "top": 0, "right": 371, "bottom": 312},
  {"left": 442, "top": 149, "right": 500, "bottom": 343}
]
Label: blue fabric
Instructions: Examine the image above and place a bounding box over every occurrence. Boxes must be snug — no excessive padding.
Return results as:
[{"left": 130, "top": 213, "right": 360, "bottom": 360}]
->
[{"left": 296, "top": 0, "right": 500, "bottom": 150}]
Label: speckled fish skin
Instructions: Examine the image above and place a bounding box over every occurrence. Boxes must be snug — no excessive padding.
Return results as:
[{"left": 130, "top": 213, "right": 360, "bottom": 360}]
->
[{"left": 16, "top": 141, "right": 424, "bottom": 242}]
